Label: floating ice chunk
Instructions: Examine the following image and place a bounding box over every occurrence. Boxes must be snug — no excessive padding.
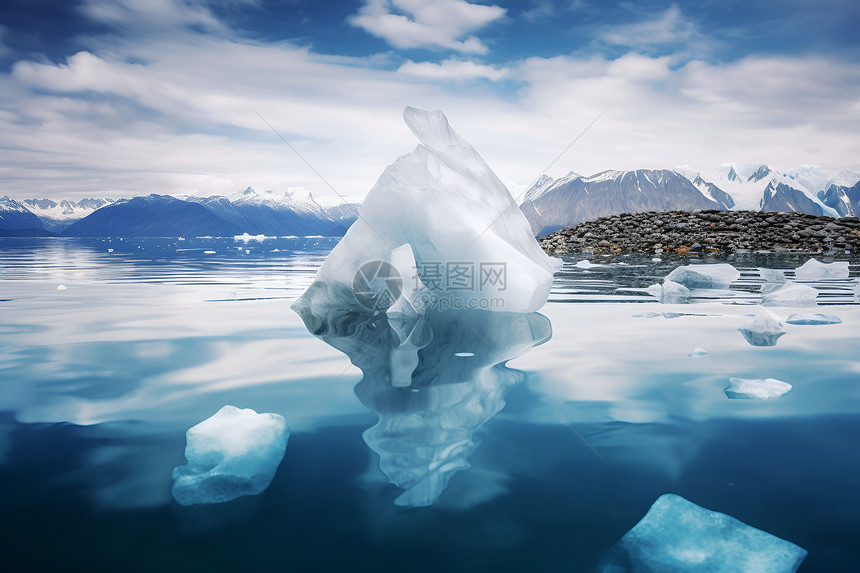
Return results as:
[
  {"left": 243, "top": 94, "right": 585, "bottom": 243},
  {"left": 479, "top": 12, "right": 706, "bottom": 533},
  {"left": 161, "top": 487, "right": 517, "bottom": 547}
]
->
[
  {"left": 666, "top": 263, "right": 740, "bottom": 289},
  {"left": 651, "top": 257, "right": 662, "bottom": 262},
  {"left": 647, "top": 280, "right": 690, "bottom": 304},
  {"left": 597, "top": 494, "right": 807, "bottom": 572},
  {"left": 575, "top": 260, "right": 601, "bottom": 269},
  {"left": 56, "top": 284, "right": 67, "bottom": 291},
  {"left": 171, "top": 405, "right": 289, "bottom": 506},
  {"left": 762, "top": 283, "right": 818, "bottom": 307},
  {"left": 633, "top": 312, "right": 663, "bottom": 318},
  {"left": 738, "top": 309, "right": 786, "bottom": 347},
  {"left": 725, "top": 377, "right": 793, "bottom": 400},
  {"left": 107, "top": 248, "right": 114, "bottom": 253},
  {"left": 688, "top": 347, "right": 707, "bottom": 358},
  {"left": 294, "top": 107, "right": 560, "bottom": 315},
  {"left": 794, "top": 258, "right": 849, "bottom": 280},
  {"left": 759, "top": 268, "right": 786, "bottom": 283},
  {"left": 785, "top": 312, "right": 842, "bottom": 325},
  {"left": 234, "top": 233, "right": 268, "bottom": 243}
]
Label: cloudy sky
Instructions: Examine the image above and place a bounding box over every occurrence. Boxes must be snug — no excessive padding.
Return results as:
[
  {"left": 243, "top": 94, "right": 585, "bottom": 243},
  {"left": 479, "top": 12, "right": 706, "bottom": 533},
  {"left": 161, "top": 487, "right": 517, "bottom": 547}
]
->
[{"left": 1, "top": 0, "right": 859, "bottom": 201}]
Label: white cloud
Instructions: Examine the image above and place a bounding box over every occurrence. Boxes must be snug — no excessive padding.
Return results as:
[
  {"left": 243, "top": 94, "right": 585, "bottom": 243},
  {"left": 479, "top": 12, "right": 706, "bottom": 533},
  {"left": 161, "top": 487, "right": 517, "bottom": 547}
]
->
[
  {"left": 1, "top": 0, "right": 859, "bottom": 202},
  {"left": 398, "top": 58, "right": 508, "bottom": 81},
  {"left": 599, "top": 5, "right": 700, "bottom": 49},
  {"left": 80, "top": 0, "right": 224, "bottom": 33},
  {"left": 349, "top": 0, "right": 506, "bottom": 54}
]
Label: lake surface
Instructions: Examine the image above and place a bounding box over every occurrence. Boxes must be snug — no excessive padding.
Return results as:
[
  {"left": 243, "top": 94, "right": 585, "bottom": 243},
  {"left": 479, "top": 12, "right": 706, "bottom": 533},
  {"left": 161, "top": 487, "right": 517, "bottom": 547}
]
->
[{"left": 1, "top": 236, "right": 858, "bottom": 572}]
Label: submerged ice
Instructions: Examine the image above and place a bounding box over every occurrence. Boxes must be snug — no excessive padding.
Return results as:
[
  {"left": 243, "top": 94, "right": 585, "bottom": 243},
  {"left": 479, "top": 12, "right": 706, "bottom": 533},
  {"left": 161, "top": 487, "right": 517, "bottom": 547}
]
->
[
  {"left": 171, "top": 405, "right": 289, "bottom": 506},
  {"left": 725, "top": 378, "right": 793, "bottom": 400},
  {"left": 597, "top": 494, "right": 807, "bottom": 572},
  {"left": 786, "top": 313, "right": 842, "bottom": 325},
  {"left": 295, "top": 106, "right": 560, "bottom": 316}
]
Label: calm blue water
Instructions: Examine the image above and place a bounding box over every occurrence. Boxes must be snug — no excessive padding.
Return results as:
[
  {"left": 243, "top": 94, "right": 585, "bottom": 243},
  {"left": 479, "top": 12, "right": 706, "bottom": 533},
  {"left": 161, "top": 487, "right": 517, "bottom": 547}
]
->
[{"left": 1, "top": 237, "right": 858, "bottom": 572}]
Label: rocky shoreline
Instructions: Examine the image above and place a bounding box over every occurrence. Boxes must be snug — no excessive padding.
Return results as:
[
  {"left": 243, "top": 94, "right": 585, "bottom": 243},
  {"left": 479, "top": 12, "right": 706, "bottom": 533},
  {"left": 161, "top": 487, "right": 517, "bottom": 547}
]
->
[{"left": 539, "top": 210, "right": 860, "bottom": 256}]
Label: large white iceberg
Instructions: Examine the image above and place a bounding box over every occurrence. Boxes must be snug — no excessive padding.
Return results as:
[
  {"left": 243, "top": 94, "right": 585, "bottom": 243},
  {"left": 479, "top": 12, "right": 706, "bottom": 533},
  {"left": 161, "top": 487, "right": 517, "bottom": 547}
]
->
[
  {"left": 725, "top": 377, "right": 793, "bottom": 400},
  {"left": 738, "top": 309, "right": 786, "bottom": 347},
  {"left": 294, "top": 106, "right": 561, "bottom": 315},
  {"left": 762, "top": 283, "right": 818, "bottom": 307},
  {"left": 666, "top": 263, "right": 740, "bottom": 289},
  {"left": 794, "top": 258, "right": 849, "bottom": 280},
  {"left": 597, "top": 494, "right": 807, "bottom": 572},
  {"left": 171, "top": 405, "right": 289, "bottom": 506}
]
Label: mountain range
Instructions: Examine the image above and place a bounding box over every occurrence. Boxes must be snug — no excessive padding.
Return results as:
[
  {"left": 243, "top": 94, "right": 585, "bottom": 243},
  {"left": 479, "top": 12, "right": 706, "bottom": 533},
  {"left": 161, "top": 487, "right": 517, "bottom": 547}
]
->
[
  {"left": 1, "top": 188, "right": 361, "bottom": 238},
  {"left": 521, "top": 163, "right": 860, "bottom": 235},
  {"left": 2, "top": 164, "right": 859, "bottom": 237}
]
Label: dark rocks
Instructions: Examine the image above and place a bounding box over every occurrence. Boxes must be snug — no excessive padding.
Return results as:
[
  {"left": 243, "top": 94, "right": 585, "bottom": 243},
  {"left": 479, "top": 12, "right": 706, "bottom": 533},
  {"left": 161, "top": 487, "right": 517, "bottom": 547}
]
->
[{"left": 538, "top": 210, "right": 860, "bottom": 255}]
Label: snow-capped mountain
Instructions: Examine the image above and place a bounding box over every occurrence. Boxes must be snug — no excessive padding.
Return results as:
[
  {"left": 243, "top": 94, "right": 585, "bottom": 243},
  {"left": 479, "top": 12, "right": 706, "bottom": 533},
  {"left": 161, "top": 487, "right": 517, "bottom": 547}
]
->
[
  {"left": 674, "top": 163, "right": 838, "bottom": 217},
  {"left": 60, "top": 187, "right": 361, "bottom": 237},
  {"left": 191, "top": 187, "right": 358, "bottom": 236},
  {"left": 783, "top": 165, "right": 860, "bottom": 196},
  {"left": 21, "top": 197, "right": 115, "bottom": 232},
  {"left": 820, "top": 181, "right": 860, "bottom": 217},
  {"left": 520, "top": 169, "right": 722, "bottom": 235},
  {"left": 63, "top": 194, "right": 242, "bottom": 237},
  {"left": 0, "top": 196, "right": 46, "bottom": 233}
]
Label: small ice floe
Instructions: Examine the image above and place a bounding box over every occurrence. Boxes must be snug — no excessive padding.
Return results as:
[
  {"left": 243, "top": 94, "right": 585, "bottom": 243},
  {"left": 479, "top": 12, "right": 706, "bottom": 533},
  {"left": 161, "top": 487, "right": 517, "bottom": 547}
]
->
[
  {"left": 666, "top": 263, "right": 740, "bottom": 289},
  {"left": 107, "top": 248, "right": 114, "bottom": 253},
  {"left": 203, "top": 250, "right": 216, "bottom": 254},
  {"left": 688, "top": 347, "right": 707, "bottom": 358},
  {"left": 234, "top": 233, "right": 268, "bottom": 243},
  {"left": 724, "top": 377, "right": 793, "bottom": 400},
  {"left": 794, "top": 258, "right": 850, "bottom": 280},
  {"left": 454, "top": 352, "right": 475, "bottom": 357},
  {"left": 738, "top": 308, "right": 786, "bottom": 347},
  {"left": 651, "top": 257, "right": 662, "bottom": 262},
  {"left": 171, "top": 405, "right": 289, "bottom": 506},
  {"left": 178, "top": 237, "right": 185, "bottom": 241},
  {"left": 762, "top": 283, "right": 818, "bottom": 307},
  {"left": 646, "top": 280, "right": 690, "bottom": 304},
  {"left": 575, "top": 260, "right": 601, "bottom": 269},
  {"left": 56, "top": 284, "right": 67, "bottom": 291},
  {"left": 633, "top": 312, "right": 663, "bottom": 318},
  {"left": 595, "top": 494, "right": 807, "bottom": 572},
  {"left": 786, "top": 313, "right": 842, "bottom": 325},
  {"left": 245, "top": 249, "right": 251, "bottom": 254}
]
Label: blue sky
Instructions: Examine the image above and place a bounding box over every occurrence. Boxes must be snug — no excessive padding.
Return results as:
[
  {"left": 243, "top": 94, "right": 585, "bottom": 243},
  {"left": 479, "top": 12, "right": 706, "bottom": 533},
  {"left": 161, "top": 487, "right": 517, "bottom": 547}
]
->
[{"left": 1, "top": 0, "right": 858, "bottom": 200}]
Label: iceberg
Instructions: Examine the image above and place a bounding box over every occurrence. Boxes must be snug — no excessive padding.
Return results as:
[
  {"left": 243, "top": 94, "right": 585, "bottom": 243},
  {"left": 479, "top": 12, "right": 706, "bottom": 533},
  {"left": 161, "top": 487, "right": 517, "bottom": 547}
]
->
[
  {"left": 293, "top": 107, "right": 560, "bottom": 316},
  {"left": 597, "top": 494, "right": 807, "bottom": 572},
  {"left": 762, "top": 283, "right": 818, "bottom": 307},
  {"left": 647, "top": 280, "right": 690, "bottom": 304},
  {"left": 171, "top": 405, "right": 289, "bottom": 506},
  {"left": 785, "top": 312, "right": 842, "bottom": 325},
  {"left": 295, "top": 288, "right": 551, "bottom": 506},
  {"left": 666, "top": 263, "right": 740, "bottom": 289},
  {"left": 794, "top": 258, "right": 850, "bottom": 280},
  {"left": 738, "top": 309, "right": 786, "bottom": 347},
  {"left": 725, "top": 377, "right": 793, "bottom": 400}
]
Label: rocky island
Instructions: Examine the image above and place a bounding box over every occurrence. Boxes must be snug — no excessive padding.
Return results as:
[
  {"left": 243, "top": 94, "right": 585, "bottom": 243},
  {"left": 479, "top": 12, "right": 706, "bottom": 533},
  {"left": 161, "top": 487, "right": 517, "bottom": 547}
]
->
[{"left": 539, "top": 210, "right": 860, "bottom": 256}]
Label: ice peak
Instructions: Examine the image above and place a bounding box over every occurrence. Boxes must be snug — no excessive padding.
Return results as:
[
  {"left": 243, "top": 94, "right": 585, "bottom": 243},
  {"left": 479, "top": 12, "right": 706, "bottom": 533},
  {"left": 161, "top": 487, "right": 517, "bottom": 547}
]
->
[{"left": 403, "top": 106, "right": 458, "bottom": 152}]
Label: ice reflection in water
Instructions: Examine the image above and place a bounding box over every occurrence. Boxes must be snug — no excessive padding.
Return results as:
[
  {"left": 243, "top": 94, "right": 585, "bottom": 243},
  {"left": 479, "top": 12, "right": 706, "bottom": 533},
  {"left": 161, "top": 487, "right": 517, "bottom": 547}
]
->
[{"left": 294, "top": 282, "right": 552, "bottom": 506}]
